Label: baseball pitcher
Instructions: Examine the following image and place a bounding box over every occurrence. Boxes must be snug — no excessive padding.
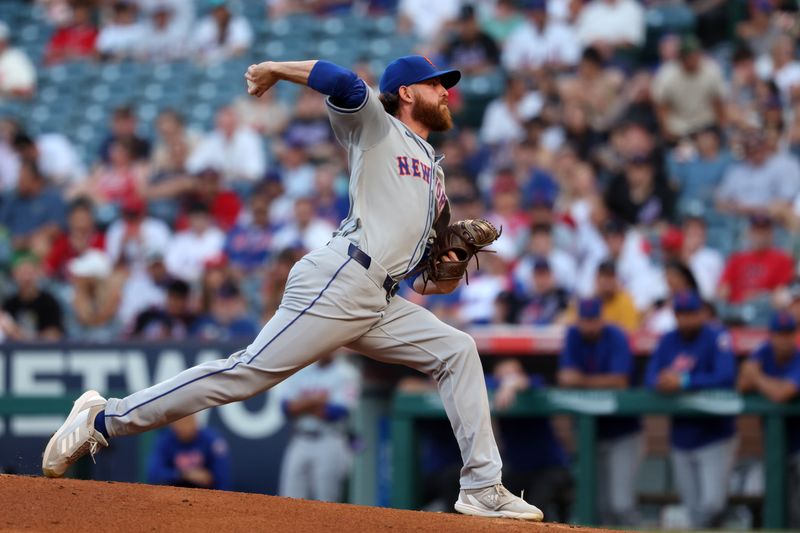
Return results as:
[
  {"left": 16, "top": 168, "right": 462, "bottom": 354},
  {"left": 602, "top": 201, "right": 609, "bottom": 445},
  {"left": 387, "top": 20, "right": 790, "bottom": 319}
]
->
[{"left": 42, "top": 55, "right": 543, "bottom": 521}]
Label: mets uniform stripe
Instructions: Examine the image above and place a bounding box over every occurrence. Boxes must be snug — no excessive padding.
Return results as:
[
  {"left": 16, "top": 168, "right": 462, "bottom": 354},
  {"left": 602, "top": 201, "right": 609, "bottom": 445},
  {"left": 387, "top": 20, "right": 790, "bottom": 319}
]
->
[{"left": 106, "top": 258, "right": 353, "bottom": 419}]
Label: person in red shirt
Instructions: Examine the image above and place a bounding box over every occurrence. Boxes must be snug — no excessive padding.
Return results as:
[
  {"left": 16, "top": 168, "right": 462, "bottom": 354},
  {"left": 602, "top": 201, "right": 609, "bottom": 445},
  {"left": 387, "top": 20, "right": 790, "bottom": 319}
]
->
[
  {"left": 44, "top": 4, "right": 99, "bottom": 65},
  {"left": 45, "top": 197, "right": 105, "bottom": 280},
  {"left": 174, "top": 168, "right": 242, "bottom": 232},
  {"left": 718, "top": 215, "right": 794, "bottom": 304}
]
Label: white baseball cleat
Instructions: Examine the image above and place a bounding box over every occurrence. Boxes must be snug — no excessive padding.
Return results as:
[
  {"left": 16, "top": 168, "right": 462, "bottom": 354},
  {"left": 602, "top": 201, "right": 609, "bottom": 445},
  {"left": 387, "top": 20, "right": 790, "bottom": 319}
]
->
[
  {"left": 42, "top": 390, "right": 108, "bottom": 478},
  {"left": 454, "top": 484, "right": 544, "bottom": 521}
]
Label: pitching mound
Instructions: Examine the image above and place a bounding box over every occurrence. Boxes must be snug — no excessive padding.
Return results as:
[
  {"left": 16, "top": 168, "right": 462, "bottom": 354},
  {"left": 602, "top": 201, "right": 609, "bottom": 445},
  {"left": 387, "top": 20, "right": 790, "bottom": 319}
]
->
[{"left": 1, "top": 474, "right": 617, "bottom": 532}]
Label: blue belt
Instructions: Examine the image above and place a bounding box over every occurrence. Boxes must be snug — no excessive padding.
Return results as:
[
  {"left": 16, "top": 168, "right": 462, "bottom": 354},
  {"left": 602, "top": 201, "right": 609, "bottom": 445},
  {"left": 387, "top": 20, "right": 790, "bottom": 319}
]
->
[{"left": 347, "top": 243, "right": 400, "bottom": 299}]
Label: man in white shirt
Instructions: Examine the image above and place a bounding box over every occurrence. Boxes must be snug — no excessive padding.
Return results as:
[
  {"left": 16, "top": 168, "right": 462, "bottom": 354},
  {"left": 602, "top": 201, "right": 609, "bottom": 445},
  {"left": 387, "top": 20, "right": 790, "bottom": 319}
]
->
[
  {"left": 96, "top": 1, "right": 146, "bottom": 60},
  {"left": 0, "top": 21, "right": 36, "bottom": 99},
  {"left": 105, "top": 196, "right": 171, "bottom": 276},
  {"left": 575, "top": 0, "right": 644, "bottom": 54},
  {"left": 272, "top": 197, "right": 336, "bottom": 253},
  {"left": 191, "top": 0, "right": 252, "bottom": 64},
  {"left": 135, "top": 0, "right": 194, "bottom": 36},
  {"left": 479, "top": 75, "right": 542, "bottom": 145},
  {"left": 502, "top": 0, "right": 579, "bottom": 72},
  {"left": 513, "top": 223, "right": 578, "bottom": 294},
  {"left": 398, "top": 0, "right": 460, "bottom": 41},
  {"left": 165, "top": 202, "right": 225, "bottom": 283},
  {"left": 137, "top": 4, "right": 189, "bottom": 61},
  {"left": 187, "top": 106, "right": 266, "bottom": 187},
  {"left": 682, "top": 215, "right": 724, "bottom": 300},
  {"left": 13, "top": 132, "right": 86, "bottom": 188},
  {"left": 756, "top": 34, "right": 800, "bottom": 106}
]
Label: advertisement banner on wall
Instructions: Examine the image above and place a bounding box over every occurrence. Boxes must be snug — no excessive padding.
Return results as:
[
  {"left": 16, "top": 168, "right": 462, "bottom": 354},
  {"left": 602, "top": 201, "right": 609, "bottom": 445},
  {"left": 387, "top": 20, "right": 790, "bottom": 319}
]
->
[{"left": 0, "top": 342, "right": 290, "bottom": 494}]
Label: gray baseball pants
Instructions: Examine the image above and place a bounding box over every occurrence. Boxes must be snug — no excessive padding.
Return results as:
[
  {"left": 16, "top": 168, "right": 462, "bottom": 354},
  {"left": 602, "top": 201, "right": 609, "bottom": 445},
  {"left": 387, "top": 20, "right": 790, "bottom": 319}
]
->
[
  {"left": 104, "top": 236, "right": 503, "bottom": 489},
  {"left": 279, "top": 432, "right": 352, "bottom": 501},
  {"left": 597, "top": 431, "right": 643, "bottom": 526},
  {"left": 670, "top": 437, "right": 737, "bottom": 528}
]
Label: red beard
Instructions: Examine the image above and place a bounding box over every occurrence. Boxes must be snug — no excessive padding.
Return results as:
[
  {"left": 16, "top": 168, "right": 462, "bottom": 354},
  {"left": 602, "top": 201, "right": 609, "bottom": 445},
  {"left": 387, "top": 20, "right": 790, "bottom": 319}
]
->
[{"left": 411, "top": 97, "right": 453, "bottom": 132}]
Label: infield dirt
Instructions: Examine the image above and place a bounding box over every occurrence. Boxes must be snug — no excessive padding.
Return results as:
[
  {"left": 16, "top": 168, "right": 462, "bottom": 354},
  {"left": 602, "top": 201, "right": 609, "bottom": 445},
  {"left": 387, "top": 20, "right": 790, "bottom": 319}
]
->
[{"left": 0, "top": 474, "right": 621, "bottom": 532}]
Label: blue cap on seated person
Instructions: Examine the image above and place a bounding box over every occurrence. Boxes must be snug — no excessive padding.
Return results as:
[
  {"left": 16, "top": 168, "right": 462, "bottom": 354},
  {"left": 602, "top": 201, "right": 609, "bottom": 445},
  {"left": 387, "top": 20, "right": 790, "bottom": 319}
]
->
[
  {"left": 673, "top": 290, "right": 703, "bottom": 313},
  {"left": 578, "top": 297, "right": 602, "bottom": 319},
  {"left": 769, "top": 311, "right": 797, "bottom": 333},
  {"left": 379, "top": 55, "right": 461, "bottom": 95}
]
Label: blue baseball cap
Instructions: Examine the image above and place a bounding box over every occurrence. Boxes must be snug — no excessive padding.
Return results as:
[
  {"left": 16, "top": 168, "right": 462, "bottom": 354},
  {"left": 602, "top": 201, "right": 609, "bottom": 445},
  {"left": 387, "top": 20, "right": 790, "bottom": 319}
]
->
[
  {"left": 673, "top": 290, "right": 702, "bottom": 313},
  {"left": 578, "top": 297, "right": 602, "bottom": 319},
  {"left": 379, "top": 55, "right": 461, "bottom": 95},
  {"left": 769, "top": 311, "right": 797, "bottom": 333}
]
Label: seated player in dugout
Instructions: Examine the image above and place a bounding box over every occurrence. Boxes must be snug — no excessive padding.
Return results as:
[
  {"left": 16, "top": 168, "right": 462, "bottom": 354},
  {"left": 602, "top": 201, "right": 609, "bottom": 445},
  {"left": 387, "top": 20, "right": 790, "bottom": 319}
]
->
[
  {"left": 146, "top": 413, "right": 231, "bottom": 491},
  {"left": 558, "top": 298, "right": 642, "bottom": 527},
  {"left": 398, "top": 359, "right": 572, "bottom": 521},
  {"left": 43, "top": 55, "right": 543, "bottom": 521},
  {"left": 646, "top": 290, "right": 737, "bottom": 530},
  {"left": 737, "top": 310, "right": 800, "bottom": 529}
]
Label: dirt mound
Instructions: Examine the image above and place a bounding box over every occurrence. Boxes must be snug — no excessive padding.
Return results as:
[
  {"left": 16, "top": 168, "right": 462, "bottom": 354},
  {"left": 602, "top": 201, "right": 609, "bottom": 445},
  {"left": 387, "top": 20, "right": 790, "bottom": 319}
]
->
[{"left": 0, "top": 474, "right": 618, "bottom": 532}]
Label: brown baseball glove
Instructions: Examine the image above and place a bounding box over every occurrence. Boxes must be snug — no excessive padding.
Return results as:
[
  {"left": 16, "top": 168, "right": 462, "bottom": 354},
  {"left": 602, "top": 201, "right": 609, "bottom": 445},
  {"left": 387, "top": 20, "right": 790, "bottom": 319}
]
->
[{"left": 422, "top": 218, "right": 502, "bottom": 289}]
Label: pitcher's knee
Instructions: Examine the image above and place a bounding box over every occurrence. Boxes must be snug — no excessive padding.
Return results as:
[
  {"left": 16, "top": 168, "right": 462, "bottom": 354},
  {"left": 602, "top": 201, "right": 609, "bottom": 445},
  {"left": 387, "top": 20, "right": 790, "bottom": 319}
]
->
[{"left": 449, "top": 330, "right": 478, "bottom": 358}]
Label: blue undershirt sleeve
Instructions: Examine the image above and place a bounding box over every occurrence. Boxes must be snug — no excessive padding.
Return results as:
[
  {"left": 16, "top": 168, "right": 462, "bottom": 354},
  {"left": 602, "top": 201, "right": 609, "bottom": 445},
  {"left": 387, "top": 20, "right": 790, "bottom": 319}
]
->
[{"left": 307, "top": 60, "right": 367, "bottom": 109}]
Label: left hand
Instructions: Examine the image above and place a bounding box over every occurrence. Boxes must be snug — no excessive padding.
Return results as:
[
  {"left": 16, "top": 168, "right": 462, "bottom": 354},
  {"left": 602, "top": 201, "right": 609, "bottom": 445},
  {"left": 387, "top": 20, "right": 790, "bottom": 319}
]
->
[
  {"left": 738, "top": 360, "right": 762, "bottom": 389},
  {"left": 182, "top": 467, "right": 213, "bottom": 487},
  {"left": 433, "top": 251, "right": 461, "bottom": 294},
  {"left": 656, "top": 371, "right": 682, "bottom": 393}
]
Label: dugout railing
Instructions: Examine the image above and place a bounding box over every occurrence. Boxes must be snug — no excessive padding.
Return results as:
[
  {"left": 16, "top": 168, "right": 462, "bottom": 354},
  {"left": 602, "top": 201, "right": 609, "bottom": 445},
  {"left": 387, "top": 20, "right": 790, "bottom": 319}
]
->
[{"left": 391, "top": 389, "right": 800, "bottom": 529}]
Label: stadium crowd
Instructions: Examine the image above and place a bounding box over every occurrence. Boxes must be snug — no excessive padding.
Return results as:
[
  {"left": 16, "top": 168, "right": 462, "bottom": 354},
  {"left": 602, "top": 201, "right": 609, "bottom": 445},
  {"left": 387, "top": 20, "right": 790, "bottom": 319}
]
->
[
  {"left": 0, "top": 0, "right": 799, "bottom": 527},
  {"left": 0, "top": 0, "right": 796, "bottom": 343}
]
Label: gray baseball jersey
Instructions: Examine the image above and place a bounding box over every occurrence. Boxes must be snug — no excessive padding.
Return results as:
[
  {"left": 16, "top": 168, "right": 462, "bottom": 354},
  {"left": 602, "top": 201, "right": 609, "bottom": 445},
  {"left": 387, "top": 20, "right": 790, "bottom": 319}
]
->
[{"left": 102, "top": 84, "right": 503, "bottom": 492}]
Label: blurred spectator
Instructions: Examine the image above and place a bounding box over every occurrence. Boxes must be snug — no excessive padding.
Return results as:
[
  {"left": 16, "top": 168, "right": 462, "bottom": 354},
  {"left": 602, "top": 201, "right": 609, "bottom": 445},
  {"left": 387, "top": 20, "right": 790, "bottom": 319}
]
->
[
  {"left": 680, "top": 216, "right": 725, "bottom": 301},
  {"left": 147, "top": 414, "right": 231, "bottom": 490},
  {"left": 485, "top": 174, "right": 528, "bottom": 260},
  {"left": 559, "top": 48, "right": 623, "bottom": 133},
  {"left": 45, "top": 198, "right": 104, "bottom": 280},
  {"left": 578, "top": 220, "right": 665, "bottom": 311},
  {"left": 132, "top": 278, "right": 195, "bottom": 339},
  {"left": 480, "top": 75, "right": 542, "bottom": 146},
  {"left": 567, "top": 259, "right": 639, "bottom": 332},
  {"left": 13, "top": 131, "right": 87, "bottom": 188},
  {"left": 187, "top": 106, "right": 266, "bottom": 188},
  {"left": 756, "top": 33, "right": 800, "bottom": 106},
  {"left": 117, "top": 248, "right": 169, "bottom": 330},
  {"left": 98, "top": 105, "right": 152, "bottom": 164},
  {"left": 667, "top": 127, "right": 732, "bottom": 215},
  {"left": 224, "top": 186, "right": 276, "bottom": 276},
  {"left": 2, "top": 253, "right": 64, "bottom": 340},
  {"left": 137, "top": 3, "right": 189, "bottom": 61},
  {"left": 718, "top": 215, "right": 793, "bottom": 304},
  {"left": 271, "top": 139, "right": 317, "bottom": 202},
  {"left": 261, "top": 247, "right": 304, "bottom": 320},
  {"left": 501, "top": 0, "right": 579, "bottom": 73},
  {"left": 176, "top": 167, "right": 242, "bottom": 232},
  {"left": 652, "top": 35, "right": 727, "bottom": 140},
  {"left": 272, "top": 197, "right": 336, "bottom": 253},
  {"left": 277, "top": 352, "right": 361, "bottom": 502},
  {"left": 313, "top": 165, "right": 349, "bottom": 227},
  {"left": 646, "top": 290, "right": 736, "bottom": 529},
  {"left": 398, "top": 0, "right": 459, "bottom": 41},
  {"left": 558, "top": 297, "right": 641, "bottom": 526},
  {"left": 105, "top": 195, "right": 171, "bottom": 275},
  {"left": 136, "top": 0, "right": 195, "bottom": 36},
  {"left": 165, "top": 202, "right": 225, "bottom": 283},
  {"left": 191, "top": 281, "right": 258, "bottom": 341},
  {"left": 502, "top": 258, "right": 569, "bottom": 325},
  {"left": 96, "top": 1, "right": 145, "bottom": 61},
  {"left": 0, "top": 159, "right": 65, "bottom": 253},
  {"left": 575, "top": 0, "right": 644, "bottom": 58},
  {"left": 728, "top": 46, "right": 761, "bottom": 129},
  {"left": 716, "top": 132, "right": 800, "bottom": 216},
  {"left": 0, "top": 21, "right": 36, "bottom": 100},
  {"left": 72, "top": 139, "right": 148, "bottom": 207},
  {"left": 737, "top": 310, "right": 800, "bottom": 529},
  {"left": 191, "top": 0, "right": 253, "bottom": 64},
  {"left": 455, "top": 253, "right": 508, "bottom": 326},
  {"left": 479, "top": 0, "right": 525, "bottom": 45},
  {"left": 282, "top": 88, "right": 336, "bottom": 159},
  {"left": 44, "top": 4, "right": 99, "bottom": 65},
  {"left": 513, "top": 223, "right": 577, "bottom": 294},
  {"left": 736, "top": 0, "right": 787, "bottom": 58},
  {"left": 150, "top": 109, "right": 198, "bottom": 175},
  {"left": 232, "top": 87, "right": 290, "bottom": 138},
  {"left": 441, "top": 5, "right": 500, "bottom": 75},
  {"left": 604, "top": 154, "right": 675, "bottom": 227},
  {"left": 69, "top": 249, "right": 124, "bottom": 340}
]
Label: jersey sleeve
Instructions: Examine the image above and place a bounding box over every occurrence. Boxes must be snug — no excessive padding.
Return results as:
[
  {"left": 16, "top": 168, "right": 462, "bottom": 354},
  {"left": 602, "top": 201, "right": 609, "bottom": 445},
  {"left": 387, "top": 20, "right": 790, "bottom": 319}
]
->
[{"left": 326, "top": 87, "right": 392, "bottom": 151}]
